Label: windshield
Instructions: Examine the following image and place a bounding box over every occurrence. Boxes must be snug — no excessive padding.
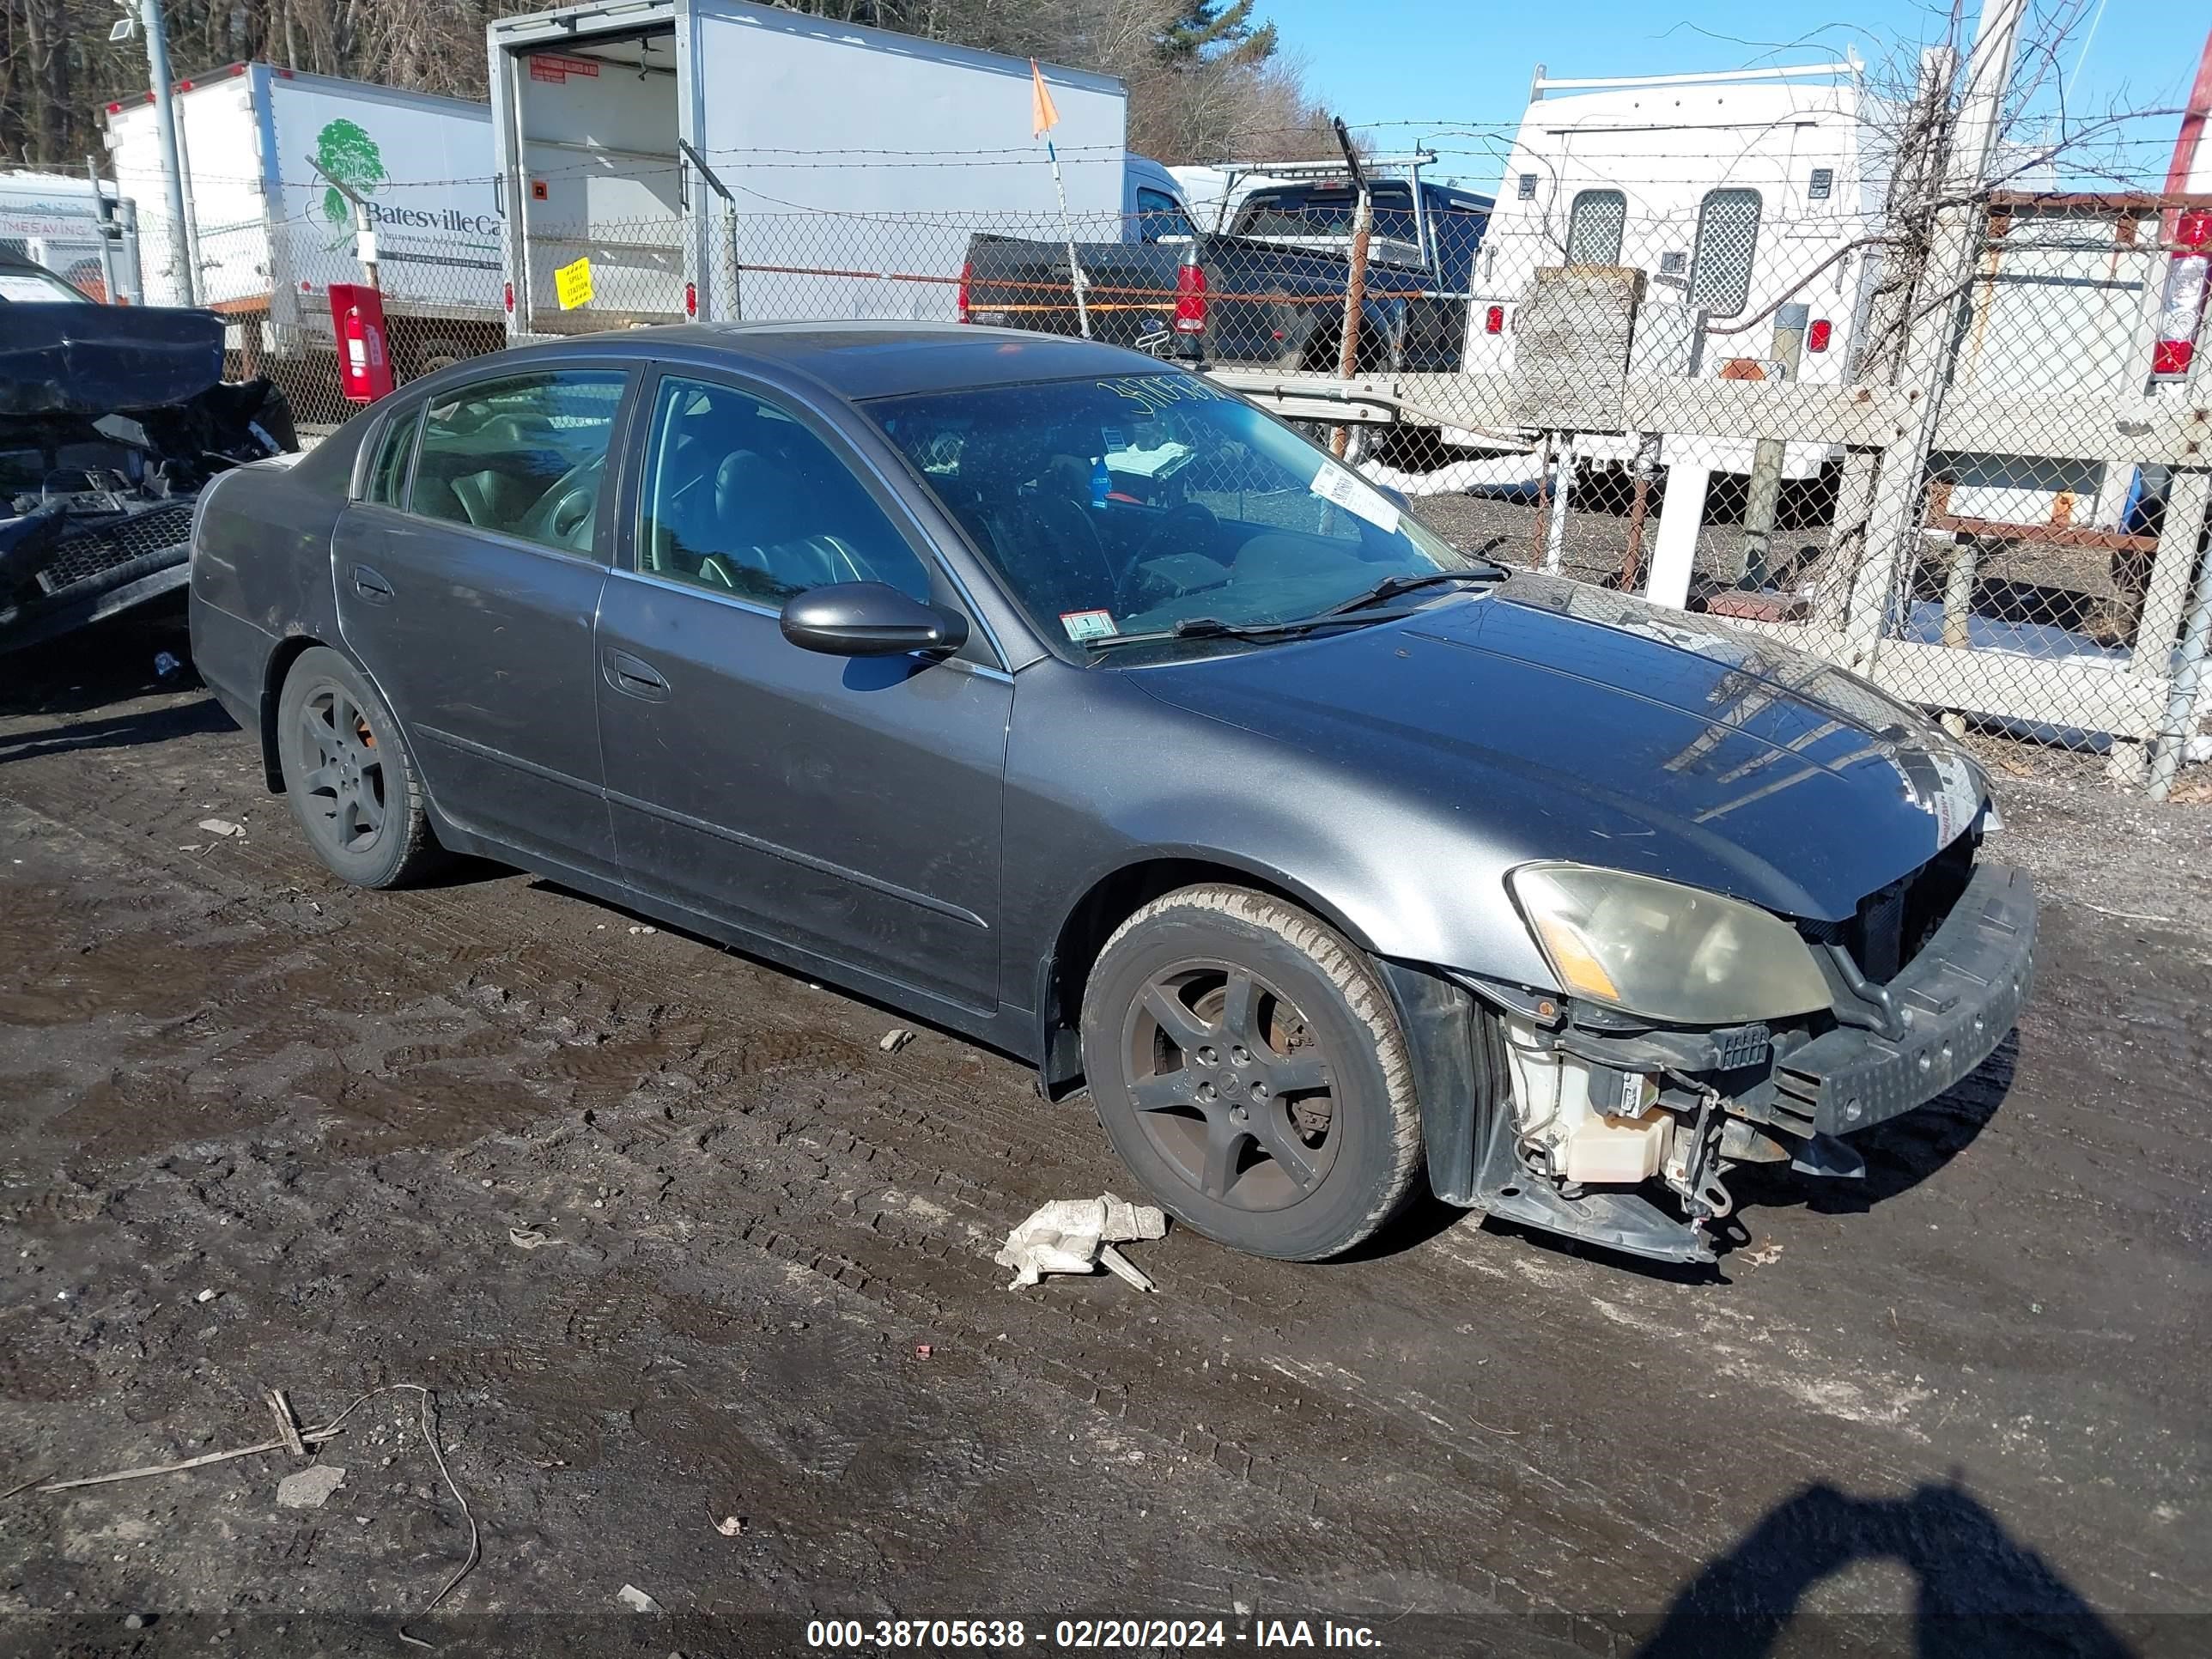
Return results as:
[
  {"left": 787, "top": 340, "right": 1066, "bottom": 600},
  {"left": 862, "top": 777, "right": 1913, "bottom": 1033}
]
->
[
  {"left": 0, "top": 263, "right": 96, "bottom": 303},
  {"left": 866, "top": 371, "right": 1476, "bottom": 653}
]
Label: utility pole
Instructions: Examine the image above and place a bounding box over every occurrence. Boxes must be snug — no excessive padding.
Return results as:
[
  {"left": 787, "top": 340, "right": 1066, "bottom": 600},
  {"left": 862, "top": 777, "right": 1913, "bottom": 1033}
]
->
[{"left": 135, "top": 0, "right": 198, "bottom": 306}]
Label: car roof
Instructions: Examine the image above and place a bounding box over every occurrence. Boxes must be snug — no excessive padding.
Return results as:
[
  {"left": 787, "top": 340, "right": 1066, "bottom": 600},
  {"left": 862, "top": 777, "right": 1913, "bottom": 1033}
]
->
[{"left": 505, "top": 321, "right": 1176, "bottom": 403}]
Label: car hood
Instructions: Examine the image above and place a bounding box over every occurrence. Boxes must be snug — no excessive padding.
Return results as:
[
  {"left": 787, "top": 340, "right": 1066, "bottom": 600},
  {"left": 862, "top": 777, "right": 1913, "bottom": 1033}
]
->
[
  {"left": 0, "top": 303, "right": 227, "bottom": 416},
  {"left": 1131, "top": 574, "right": 1988, "bottom": 923}
]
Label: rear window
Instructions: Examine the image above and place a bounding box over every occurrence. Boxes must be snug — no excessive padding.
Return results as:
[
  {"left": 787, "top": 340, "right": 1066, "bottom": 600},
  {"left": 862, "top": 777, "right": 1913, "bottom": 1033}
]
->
[
  {"left": 1235, "top": 185, "right": 1419, "bottom": 249},
  {"left": 1689, "top": 188, "right": 1762, "bottom": 316},
  {"left": 1565, "top": 190, "right": 1626, "bottom": 265}
]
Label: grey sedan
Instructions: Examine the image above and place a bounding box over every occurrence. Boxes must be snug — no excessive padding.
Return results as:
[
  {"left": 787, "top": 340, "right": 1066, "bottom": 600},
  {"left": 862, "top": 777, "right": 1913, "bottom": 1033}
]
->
[{"left": 188, "top": 325, "right": 2033, "bottom": 1267}]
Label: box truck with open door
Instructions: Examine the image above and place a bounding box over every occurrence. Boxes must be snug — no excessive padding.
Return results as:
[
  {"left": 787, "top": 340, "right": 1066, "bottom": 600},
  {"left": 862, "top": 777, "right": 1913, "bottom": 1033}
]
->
[{"left": 487, "top": 0, "right": 1127, "bottom": 339}]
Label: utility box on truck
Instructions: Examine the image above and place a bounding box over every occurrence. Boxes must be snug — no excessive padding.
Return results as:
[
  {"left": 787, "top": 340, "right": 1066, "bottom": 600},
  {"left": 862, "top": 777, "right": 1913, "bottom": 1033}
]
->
[
  {"left": 104, "top": 64, "right": 504, "bottom": 381},
  {"left": 486, "top": 0, "right": 1127, "bottom": 338}
]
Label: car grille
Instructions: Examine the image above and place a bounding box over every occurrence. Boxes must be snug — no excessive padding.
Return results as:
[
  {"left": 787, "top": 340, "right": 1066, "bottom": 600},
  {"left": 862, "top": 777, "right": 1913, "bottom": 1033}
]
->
[
  {"left": 1802, "top": 835, "right": 1978, "bottom": 986},
  {"left": 33, "top": 502, "right": 197, "bottom": 596}
]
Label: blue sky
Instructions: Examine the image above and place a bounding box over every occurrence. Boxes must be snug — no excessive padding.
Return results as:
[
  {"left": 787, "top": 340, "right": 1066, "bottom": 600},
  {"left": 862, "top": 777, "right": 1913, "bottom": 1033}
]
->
[{"left": 1262, "top": 0, "right": 2201, "bottom": 189}]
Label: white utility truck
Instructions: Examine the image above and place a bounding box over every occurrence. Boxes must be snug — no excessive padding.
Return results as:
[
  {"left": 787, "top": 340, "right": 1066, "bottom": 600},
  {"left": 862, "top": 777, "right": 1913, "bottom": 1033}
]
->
[
  {"left": 0, "top": 171, "right": 142, "bottom": 303},
  {"left": 105, "top": 64, "right": 505, "bottom": 377},
  {"left": 485, "top": 0, "right": 1127, "bottom": 338}
]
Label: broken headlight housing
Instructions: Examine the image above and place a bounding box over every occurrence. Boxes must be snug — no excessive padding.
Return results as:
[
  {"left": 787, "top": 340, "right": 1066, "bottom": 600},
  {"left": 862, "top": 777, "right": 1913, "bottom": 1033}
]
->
[{"left": 1506, "top": 862, "right": 1832, "bottom": 1025}]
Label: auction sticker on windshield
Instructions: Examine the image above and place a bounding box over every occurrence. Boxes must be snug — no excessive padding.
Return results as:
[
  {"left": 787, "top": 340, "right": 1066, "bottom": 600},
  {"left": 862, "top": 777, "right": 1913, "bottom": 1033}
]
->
[
  {"left": 1061, "top": 608, "right": 1118, "bottom": 642},
  {"left": 1310, "top": 459, "right": 1400, "bottom": 533}
]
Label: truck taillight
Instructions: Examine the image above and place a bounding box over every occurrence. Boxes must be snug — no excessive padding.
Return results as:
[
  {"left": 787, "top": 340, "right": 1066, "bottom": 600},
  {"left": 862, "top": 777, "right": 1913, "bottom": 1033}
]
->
[
  {"left": 1807, "top": 319, "right": 1832, "bottom": 352},
  {"left": 1484, "top": 305, "right": 1504, "bottom": 335},
  {"left": 1173, "top": 260, "right": 1206, "bottom": 334},
  {"left": 502, "top": 282, "right": 514, "bottom": 316},
  {"left": 2154, "top": 252, "right": 2209, "bottom": 379},
  {"left": 957, "top": 260, "right": 972, "bottom": 325},
  {"left": 684, "top": 281, "right": 697, "bottom": 319}
]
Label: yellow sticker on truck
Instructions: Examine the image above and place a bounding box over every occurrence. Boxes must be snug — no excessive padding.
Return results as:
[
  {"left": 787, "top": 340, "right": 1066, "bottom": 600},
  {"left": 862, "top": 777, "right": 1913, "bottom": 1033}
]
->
[{"left": 554, "top": 257, "right": 594, "bottom": 311}]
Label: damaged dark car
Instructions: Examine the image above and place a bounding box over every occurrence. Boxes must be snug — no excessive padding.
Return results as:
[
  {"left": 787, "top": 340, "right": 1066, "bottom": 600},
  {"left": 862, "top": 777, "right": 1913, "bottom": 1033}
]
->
[
  {"left": 0, "top": 248, "right": 294, "bottom": 656},
  {"left": 187, "top": 325, "right": 2034, "bottom": 1270}
]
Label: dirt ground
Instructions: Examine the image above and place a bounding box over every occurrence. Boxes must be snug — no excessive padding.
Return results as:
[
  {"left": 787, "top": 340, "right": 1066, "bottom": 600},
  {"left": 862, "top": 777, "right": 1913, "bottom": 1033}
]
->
[{"left": 2, "top": 600, "right": 2209, "bottom": 1659}]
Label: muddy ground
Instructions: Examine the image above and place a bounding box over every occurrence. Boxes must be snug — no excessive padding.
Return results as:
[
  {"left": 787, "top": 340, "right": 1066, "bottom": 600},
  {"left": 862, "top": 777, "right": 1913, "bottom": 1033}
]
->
[{"left": 2, "top": 601, "right": 2208, "bottom": 1659}]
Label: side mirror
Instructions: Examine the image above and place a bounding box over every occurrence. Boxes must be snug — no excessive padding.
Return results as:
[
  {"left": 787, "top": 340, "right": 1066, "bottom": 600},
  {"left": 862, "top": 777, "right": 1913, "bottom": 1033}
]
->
[{"left": 780, "top": 581, "right": 969, "bottom": 658}]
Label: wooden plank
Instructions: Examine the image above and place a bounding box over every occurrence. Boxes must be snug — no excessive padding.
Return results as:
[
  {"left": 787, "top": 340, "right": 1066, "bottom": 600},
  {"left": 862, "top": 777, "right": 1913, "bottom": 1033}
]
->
[
  {"left": 1932, "top": 392, "right": 2212, "bottom": 465},
  {"left": 1715, "top": 617, "right": 2166, "bottom": 737}
]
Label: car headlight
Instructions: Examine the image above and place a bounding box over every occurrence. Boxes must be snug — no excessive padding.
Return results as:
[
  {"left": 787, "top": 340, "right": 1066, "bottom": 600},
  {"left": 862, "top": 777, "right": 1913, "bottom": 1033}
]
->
[{"left": 1506, "top": 863, "right": 1832, "bottom": 1025}]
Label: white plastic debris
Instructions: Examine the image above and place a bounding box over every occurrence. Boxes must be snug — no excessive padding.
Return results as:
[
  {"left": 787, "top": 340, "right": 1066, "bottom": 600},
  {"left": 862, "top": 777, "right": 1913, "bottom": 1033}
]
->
[
  {"left": 196, "top": 818, "right": 245, "bottom": 838},
  {"left": 878, "top": 1028, "right": 917, "bottom": 1054},
  {"left": 617, "top": 1584, "right": 664, "bottom": 1613},
  {"left": 275, "top": 1464, "right": 346, "bottom": 1509},
  {"left": 994, "top": 1193, "right": 1168, "bottom": 1292}
]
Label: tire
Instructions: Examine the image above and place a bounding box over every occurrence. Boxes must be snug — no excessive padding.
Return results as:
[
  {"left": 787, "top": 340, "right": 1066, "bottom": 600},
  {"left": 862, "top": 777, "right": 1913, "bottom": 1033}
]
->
[
  {"left": 275, "top": 646, "right": 443, "bottom": 889},
  {"left": 1080, "top": 884, "right": 1425, "bottom": 1261}
]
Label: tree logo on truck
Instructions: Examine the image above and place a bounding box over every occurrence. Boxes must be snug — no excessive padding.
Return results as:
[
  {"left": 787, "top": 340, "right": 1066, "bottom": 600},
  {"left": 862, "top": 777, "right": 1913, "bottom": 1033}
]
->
[{"left": 313, "top": 118, "right": 387, "bottom": 246}]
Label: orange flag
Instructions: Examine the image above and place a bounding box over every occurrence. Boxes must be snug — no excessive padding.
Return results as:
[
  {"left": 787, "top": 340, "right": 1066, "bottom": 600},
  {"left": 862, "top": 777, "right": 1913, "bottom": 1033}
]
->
[{"left": 1030, "top": 58, "right": 1060, "bottom": 139}]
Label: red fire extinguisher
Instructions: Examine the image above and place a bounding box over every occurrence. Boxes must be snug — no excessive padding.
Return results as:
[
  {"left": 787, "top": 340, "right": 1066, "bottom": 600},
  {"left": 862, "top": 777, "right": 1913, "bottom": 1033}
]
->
[{"left": 329, "top": 282, "right": 395, "bottom": 402}]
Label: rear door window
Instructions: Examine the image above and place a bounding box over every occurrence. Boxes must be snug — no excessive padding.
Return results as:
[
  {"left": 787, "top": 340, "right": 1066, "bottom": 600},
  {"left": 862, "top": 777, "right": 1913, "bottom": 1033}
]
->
[
  {"left": 1689, "top": 188, "right": 1762, "bottom": 316},
  {"left": 362, "top": 404, "right": 421, "bottom": 507},
  {"left": 1135, "top": 187, "right": 1194, "bottom": 243},
  {"left": 409, "top": 369, "right": 627, "bottom": 556},
  {"left": 1565, "top": 190, "right": 1626, "bottom": 265}
]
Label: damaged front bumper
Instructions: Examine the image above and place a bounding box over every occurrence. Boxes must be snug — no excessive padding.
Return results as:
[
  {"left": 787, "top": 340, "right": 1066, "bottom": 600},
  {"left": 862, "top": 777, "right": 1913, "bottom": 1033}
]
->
[{"left": 1383, "top": 860, "right": 2037, "bottom": 1267}]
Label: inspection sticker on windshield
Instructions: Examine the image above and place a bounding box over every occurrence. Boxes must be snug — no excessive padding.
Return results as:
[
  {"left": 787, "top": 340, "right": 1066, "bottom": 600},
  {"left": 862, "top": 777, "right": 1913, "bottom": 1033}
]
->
[
  {"left": 1060, "top": 608, "right": 1119, "bottom": 642},
  {"left": 1310, "top": 460, "right": 1400, "bottom": 533}
]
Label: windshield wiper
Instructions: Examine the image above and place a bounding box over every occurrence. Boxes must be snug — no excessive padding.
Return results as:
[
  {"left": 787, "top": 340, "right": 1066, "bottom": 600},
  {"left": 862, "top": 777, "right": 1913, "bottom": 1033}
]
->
[
  {"left": 1085, "top": 609, "right": 1414, "bottom": 652},
  {"left": 1316, "top": 565, "right": 1510, "bottom": 619}
]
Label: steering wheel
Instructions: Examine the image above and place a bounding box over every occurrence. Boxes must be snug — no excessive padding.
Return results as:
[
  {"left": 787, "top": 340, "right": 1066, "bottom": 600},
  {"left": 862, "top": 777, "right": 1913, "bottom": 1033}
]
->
[{"left": 1115, "top": 500, "right": 1220, "bottom": 612}]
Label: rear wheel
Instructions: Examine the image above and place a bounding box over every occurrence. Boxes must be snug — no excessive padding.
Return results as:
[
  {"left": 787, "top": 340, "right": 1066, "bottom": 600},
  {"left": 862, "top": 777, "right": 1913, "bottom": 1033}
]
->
[
  {"left": 275, "top": 646, "right": 443, "bottom": 889},
  {"left": 1080, "top": 884, "right": 1425, "bottom": 1261}
]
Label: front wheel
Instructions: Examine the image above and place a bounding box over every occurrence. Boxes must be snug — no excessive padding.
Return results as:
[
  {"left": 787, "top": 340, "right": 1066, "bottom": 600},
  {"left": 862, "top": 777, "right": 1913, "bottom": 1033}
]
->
[{"left": 1079, "top": 885, "right": 1425, "bottom": 1261}]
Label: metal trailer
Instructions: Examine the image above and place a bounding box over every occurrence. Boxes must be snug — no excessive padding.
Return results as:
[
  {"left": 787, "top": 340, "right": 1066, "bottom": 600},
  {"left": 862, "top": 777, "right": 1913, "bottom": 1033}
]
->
[
  {"left": 0, "top": 172, "right": 142, "bottom": 303},
  {"left": 485, "top": 0, "right": 1127, "bottom": 340},
  {"left": 103, "top": 63, "right": 505, "bottom": 376}
]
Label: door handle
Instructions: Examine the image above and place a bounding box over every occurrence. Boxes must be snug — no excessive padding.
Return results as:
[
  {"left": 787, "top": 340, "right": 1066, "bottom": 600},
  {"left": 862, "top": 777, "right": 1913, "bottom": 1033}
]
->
[
  {"left": 351, "top": 564, "right": 394, "bottom": 603},
  {"left": 604, "top": 648, "right": 671, "bottom": 702}
]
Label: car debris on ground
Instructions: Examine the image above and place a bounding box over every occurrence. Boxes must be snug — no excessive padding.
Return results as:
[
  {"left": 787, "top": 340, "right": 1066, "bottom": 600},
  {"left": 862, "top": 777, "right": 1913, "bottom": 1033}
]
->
[
  {"left": 995, "top": 1193, "right": 1169, "bottom": 1291},
  {"left": 617, "top": 1583, "right": 664, "bottom": 1613}
]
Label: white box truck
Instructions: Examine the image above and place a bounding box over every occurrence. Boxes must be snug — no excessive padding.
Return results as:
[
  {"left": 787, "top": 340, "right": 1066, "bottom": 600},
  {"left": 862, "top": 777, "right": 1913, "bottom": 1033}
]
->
[
  {"left": 485, "top": 0, "right": 1127, "bottom": 338},
  {"left": 104, "top": 63, "right": 505, "bottom": 378},
  {"left": 0, "top": 171, "right": 142, "bottom": 303}
]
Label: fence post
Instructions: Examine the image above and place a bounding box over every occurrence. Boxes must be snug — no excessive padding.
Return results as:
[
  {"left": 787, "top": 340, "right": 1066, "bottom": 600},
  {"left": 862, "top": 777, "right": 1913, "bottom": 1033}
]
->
[
  {"left": 2146, "top": 470, "right": 2212, "bottom": 799},
  {"left": 1330, "top": 117, "right": 1372, "bottom": 461},
  {"left": 1737, "top": 303, "right": 1808, "bottom": 588},
  {"left": 1838, "top": 0, "right": 2025, "bottom": 673}
]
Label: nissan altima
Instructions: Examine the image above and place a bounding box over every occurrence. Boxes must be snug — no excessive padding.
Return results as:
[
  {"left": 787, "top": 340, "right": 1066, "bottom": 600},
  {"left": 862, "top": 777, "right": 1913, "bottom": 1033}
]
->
[{"left": 187, "top": 324, "right": 2033, "bottom": 1267}]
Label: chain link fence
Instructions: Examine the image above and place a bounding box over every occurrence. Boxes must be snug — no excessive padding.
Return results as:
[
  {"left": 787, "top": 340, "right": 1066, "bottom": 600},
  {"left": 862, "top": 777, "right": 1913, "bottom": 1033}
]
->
[{"left": 179, "top": 160, "right": 2212, "bottom": 790}]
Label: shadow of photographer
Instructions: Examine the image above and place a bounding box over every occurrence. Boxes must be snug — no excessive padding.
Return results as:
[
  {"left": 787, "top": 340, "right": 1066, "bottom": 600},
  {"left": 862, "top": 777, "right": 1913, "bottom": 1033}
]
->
[{"left": 1636, "top": 1477, "right": 2134, "bottom": 1659}]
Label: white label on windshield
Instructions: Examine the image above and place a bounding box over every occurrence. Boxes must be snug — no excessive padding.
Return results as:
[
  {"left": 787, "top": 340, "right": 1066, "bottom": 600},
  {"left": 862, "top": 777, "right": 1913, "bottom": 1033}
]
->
[
  {"left": 1060, "top": 608, "right": 1118, "bottom": 642},
  {"left": 1310, "top": 460, "right": 1400, "bottom": 534}
]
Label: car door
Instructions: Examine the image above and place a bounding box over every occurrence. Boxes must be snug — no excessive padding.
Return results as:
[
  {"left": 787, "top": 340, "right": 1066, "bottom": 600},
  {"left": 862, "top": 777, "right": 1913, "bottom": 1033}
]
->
[
  {"left": 331, "top": 363, "right": 633, "bottom": 879},
  {"left": 594, "top": 369, "right": 1010, "bottom": 1014}
]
